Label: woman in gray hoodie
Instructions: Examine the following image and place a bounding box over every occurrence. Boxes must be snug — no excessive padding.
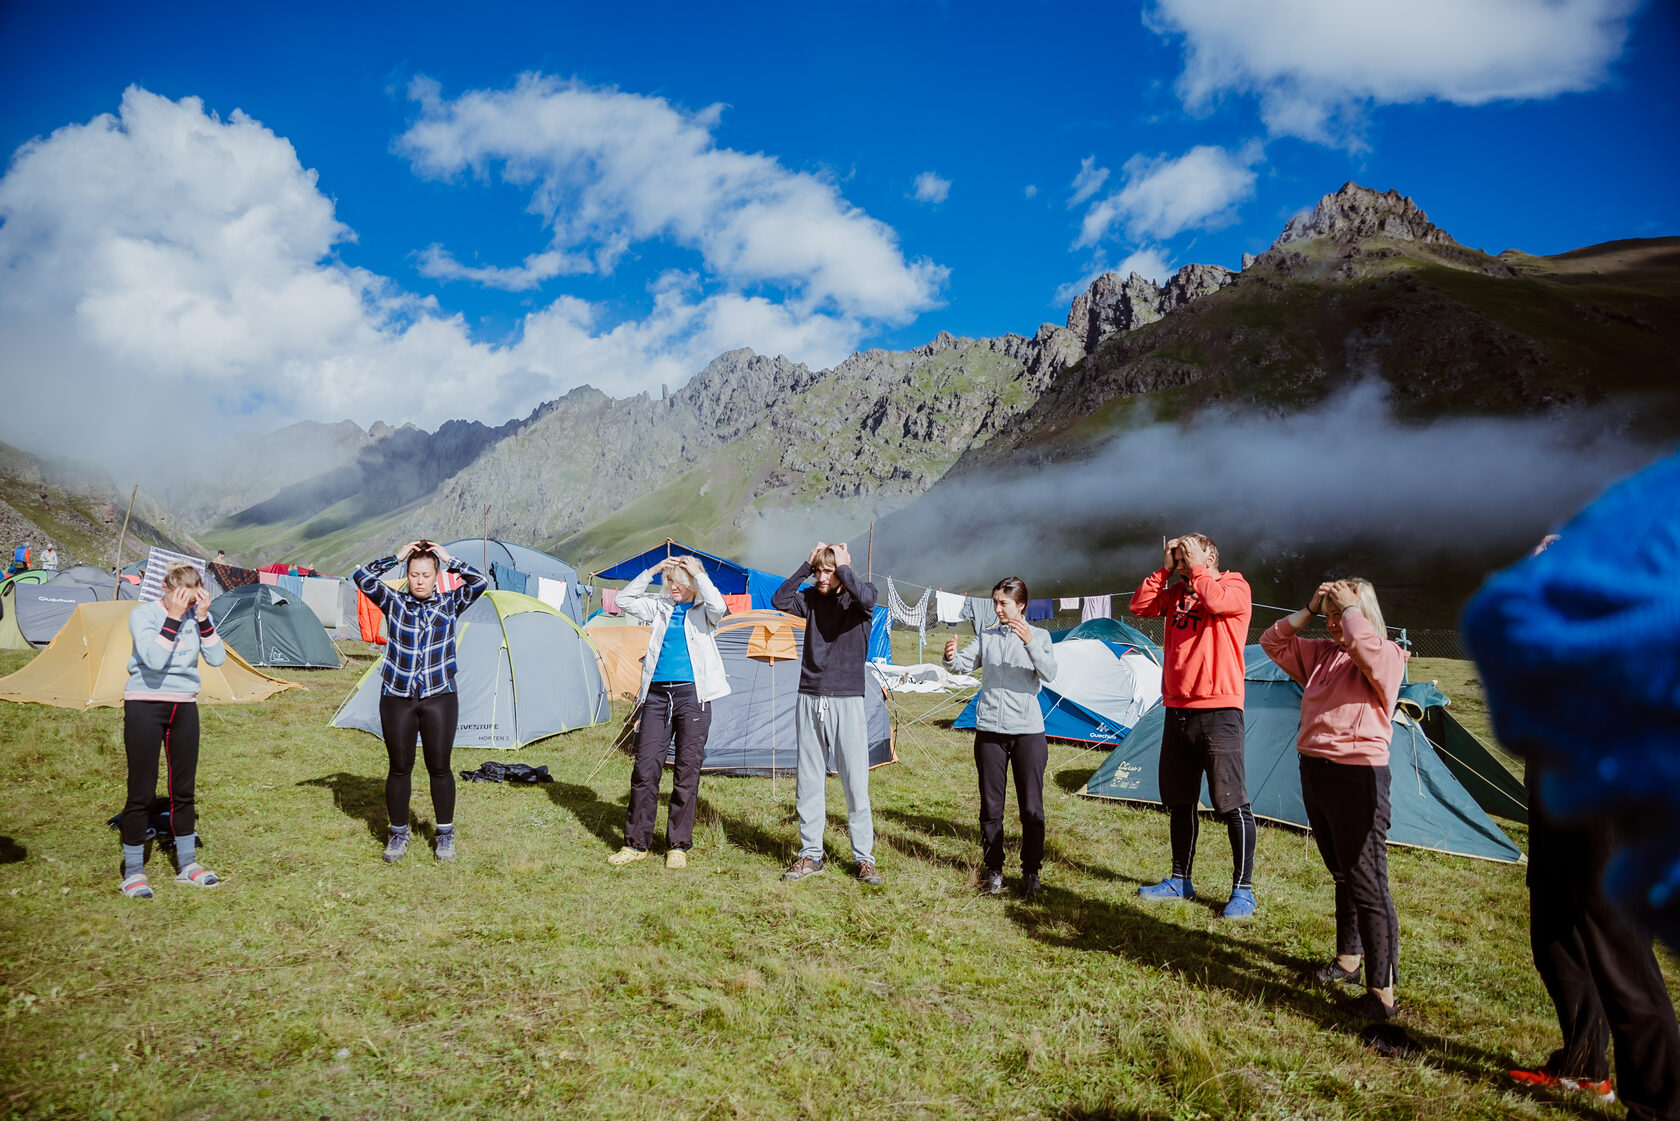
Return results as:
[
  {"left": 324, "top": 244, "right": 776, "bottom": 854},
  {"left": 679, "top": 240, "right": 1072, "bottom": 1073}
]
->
[{"left": 946, "top": 577, "right": 1058, "bottom": 898}]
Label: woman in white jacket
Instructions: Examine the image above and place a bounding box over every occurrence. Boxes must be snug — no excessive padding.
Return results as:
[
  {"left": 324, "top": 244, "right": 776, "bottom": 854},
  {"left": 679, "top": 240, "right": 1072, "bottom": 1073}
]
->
[{"left": 610, "top": 555, "right": 731, "bottom": 869}]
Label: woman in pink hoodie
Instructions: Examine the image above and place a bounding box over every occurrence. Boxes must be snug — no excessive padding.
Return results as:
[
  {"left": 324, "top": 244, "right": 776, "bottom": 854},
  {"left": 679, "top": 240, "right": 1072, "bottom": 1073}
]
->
[{"left": 1261, "top": 578, "right": 1408, "bottom": 1022}]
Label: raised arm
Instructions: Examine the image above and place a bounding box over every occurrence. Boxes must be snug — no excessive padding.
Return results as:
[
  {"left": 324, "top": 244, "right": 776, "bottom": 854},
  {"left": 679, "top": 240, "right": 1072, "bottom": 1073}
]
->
[
  {"left": 835, "top": 565, "right": 878, "bottom": 614},
  {"left": 690, "top": 561, "right": 729, "bottom": 626},
  {"left": 946, "top": 635, "right": 983, "bottom": 675},
  {"left": 615, "top": 565, "right": 666, "bottom": 625},
  {"left": 771, "top": 564, "right": 812, "bottom": 618},
  {"left": 1338, "top": 605, "right": 1405, "bottom": 705},
  {"left": 192, "top": 586, "right": 226, "bottom": 667},
  {"left": 1128, "top": 568, "right": 1174, "bottom": 617},
  {"left": 353, "top": 554, "right": 400, "bottom": 611},
  {"left": 1190, "top": 566, "right": 1251, "bottom": 616}
]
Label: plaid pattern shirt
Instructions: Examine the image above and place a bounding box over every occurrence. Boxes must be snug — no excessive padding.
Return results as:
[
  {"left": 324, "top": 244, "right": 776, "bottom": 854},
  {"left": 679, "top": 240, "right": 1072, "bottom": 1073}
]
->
[{"left": 353, "top": 555, "right": 488, "bottom": 698}]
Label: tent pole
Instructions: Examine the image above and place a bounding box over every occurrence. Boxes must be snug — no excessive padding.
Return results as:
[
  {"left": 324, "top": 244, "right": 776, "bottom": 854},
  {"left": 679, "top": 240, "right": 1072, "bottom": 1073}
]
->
[{"left": 111, "top": 484, "right": 138, "bottom": 598}]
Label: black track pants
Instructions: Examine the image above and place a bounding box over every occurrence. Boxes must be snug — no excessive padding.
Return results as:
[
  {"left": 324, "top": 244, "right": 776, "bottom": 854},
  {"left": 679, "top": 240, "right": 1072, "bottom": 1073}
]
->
[{"left": 1299, "top": 755, "right": 1399, "bottom": 989}]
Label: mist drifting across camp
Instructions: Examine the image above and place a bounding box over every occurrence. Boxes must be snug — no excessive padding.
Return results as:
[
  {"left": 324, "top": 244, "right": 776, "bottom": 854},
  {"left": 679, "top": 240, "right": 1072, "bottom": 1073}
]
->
[{"left": 849, "top": 379, "right": 1673, "bottom": 613}]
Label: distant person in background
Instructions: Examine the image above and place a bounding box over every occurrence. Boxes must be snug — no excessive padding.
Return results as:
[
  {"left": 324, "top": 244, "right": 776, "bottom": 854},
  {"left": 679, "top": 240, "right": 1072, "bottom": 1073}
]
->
[
  {"left": 40, "top": 545, "right": 57, "bottom": 572},
  {"left": 609, "top": 555, "right": 730, "bottom": 870},
  {"left": 214, "top": 550, "right": 225, "bottom": 565},
  {"left": 945, "top": 576, "right": 1057, "bottom": 898},
  {"left": 353, "top": 541, "right": 488, "bottom": 863},
  {"left": 118, "top": 562, "right": 225, "bottom": 898},
  {"left": 1262, "top": 579, "right": 1406, "bottom": 1022},
  {"left": 1128, "top": 533, "right": 1257, "bottom": 918},
  {"left": 1464, "top": 455, "right": 1680, "bottom": 1119},
  {"left": 773, "top": 541, "right": 882, "bottom": 886}
]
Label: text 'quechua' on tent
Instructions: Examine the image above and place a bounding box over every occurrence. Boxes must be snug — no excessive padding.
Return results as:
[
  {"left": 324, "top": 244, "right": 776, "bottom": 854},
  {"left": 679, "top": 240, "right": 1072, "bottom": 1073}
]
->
[
  {"left": 641, "top": 610, "right": 896, "bottom": 776},
  {"left": 0, "top": 601, "right": 297, "bottom": 709},
  {"left": 592, "top": 540, "right": 786, "bottom": 611},
  {"left": 329, "top": 590, "right": 610, "bottom": 749},
  {"left": 1084, "top": 646, "right": 1522, "bottom": 862},
  {"left": 210, "top": 584, "right": 341, "bottom": 669},
  {"left": 954, "top": 617, "right": 1163, "bottom": 749}
]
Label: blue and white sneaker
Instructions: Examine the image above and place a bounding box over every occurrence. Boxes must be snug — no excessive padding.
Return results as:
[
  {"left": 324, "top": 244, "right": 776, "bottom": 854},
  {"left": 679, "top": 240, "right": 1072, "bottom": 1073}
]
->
[
  {"left": 1138, "top": 875, "right": 1196, "bottom": 901},
  {"left": 1222, "top": 886, "right": 1257, "bottom": 919}
]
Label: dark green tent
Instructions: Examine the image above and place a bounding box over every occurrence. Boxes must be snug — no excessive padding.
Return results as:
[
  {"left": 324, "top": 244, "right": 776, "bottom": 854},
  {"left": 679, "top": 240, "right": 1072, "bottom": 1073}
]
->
[
  {"left": 1085, "top": 647, "right": 1522, "bottom": 863},
  {"left": 209, "top": 585, "right": 340, "bottom": 669},
  {"left": 1418, "top": 706, "right": 1528, "bottom": 823}
]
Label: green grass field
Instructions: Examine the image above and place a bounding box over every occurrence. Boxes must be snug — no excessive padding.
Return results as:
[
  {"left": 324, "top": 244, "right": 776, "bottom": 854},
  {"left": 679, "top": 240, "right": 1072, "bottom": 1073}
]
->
[{"left": 0, "top": 639, "right": 1653, "bottom": 1120}]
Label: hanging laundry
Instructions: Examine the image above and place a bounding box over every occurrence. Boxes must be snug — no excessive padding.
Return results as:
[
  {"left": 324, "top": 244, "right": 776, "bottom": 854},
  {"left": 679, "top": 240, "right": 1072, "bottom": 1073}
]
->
[
  {"left": 601, "top": 588, "right": 620, "bottom": 614},
  {"left": 961, "top": 595, "right": 999, "bottom": 632},
  {"left": 1059, "top": 597, "right": 1080, "bottom": 610},
  {"left": 436, "top": 570, "right": 463, "bottom": 593},
  {"left": 1080, "top": 595, "right": 1112, "bottom": 621},
  {"left": 300, "top": 577, "right": 343, "bottom": 627},
  {"left": 886, "top": 576, "right": 931, "bottom": 636},
  {"left": 258, "top": 570, "right": 280, "bottom": 586},
  {"left": 356, "top": 589, "right": 386, "bottom": 645},
  {"left": 276, "top": 573, "right": 305, "bottom": 599},
  {"left": 1025, "top": 599, "right": 1054, "bottom": 622},
  {"left": 210, "top": 563, "right": 259, "bottom": 590},
  {"left": 722, "top": 594, "right": 752, "bottom": 615},
  {"left": 491, "top": 563, "right": 528, "bottom": 595},
  {"left": 533, "top": 576, "right": 569, "bottom": 611},
  {"left": 934, "top": 590, "right": 966, "bottom": 624},
  {"left": 868, "top": 605, "right": 893, "bottom": 663}
]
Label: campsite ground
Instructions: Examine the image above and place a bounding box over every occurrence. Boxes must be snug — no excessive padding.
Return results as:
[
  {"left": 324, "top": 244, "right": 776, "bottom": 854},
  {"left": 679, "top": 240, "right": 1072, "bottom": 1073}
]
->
[{"left": 0, "top": 637, "right": 1654, "bottom": 1120}]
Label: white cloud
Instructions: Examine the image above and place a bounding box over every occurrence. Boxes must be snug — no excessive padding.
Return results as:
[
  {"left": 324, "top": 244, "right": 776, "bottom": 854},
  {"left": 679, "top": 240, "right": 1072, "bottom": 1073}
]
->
[
  {"left": 0, "top": 85, "right": 914, "bottom": 463},
  {"left": 399, "top": 74, "right": 946, "bottom": 321},
  {"left": 416, "top": 244, "right": 595, "bottom": 291},
  {"left": 1075, "top": 142, "right": 1262, "bottom": 248},
  {"left": 1067, "top": 156, "right": 1109, "bottom": 207},
  {"left": 1148, "top": 0, "right": 1637, "bottom": 146},
  {"left": 910, "top": 171, "right": 951, "bottom": 205},
  {"left": 1052, "top": 247, "right": 1175, "bottom": 306},
  {"left": 1024, "top": 184, "right": 1038, "bottom": 199}
]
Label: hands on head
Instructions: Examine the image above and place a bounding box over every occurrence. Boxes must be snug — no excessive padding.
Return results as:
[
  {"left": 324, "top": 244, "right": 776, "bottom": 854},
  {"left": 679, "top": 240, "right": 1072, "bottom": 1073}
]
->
[
  {"left": 1310, "top": 580, "right": 1359, "bottom": 614},
  {"left": 164, "top": 585, "right": 212, "bottom": 620},
  {"left": 398, "top": 539, "right": 450, "bottom": 564}
]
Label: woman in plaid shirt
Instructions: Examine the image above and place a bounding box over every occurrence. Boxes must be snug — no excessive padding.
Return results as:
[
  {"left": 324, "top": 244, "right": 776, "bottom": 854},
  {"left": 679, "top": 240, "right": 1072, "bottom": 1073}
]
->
[{"left": 353, "top": 540, "right": 488, "bottom": 863}]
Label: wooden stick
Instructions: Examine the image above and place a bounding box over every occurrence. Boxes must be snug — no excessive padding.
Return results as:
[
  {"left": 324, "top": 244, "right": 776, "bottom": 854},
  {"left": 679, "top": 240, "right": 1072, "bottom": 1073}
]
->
[
  {"left": 867, "top": 521, "right": 875, "bottom": 582},
  {"left": 111, "top": 484, "right": 138, "bottom": 598},
  {"left": 482, "top": 506, "right": 491, "bottom": 573}
]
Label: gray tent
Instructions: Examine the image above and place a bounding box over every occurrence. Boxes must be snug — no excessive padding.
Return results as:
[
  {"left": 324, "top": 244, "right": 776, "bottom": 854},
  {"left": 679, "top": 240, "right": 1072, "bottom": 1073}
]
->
[
  {"left": 210, "top": 585, "right": 340, "bottom": 669},
  {"left": 15, "top": 567, "right": 114, "bottom": 647},
  {"left": 662, "top": 610, "right": 896, "bottom": 775},
  {"left": 330, "top": 590, "right": 610, "bottom": 749},
  {"left": 441, "top": 539, "right": 587, "bottom": 624}
]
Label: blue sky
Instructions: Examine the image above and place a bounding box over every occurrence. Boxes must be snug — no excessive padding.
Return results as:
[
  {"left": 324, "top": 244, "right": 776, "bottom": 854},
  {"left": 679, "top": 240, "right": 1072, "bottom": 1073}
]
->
[{"left": 1, "top": 0, "right": 1675, "bottom": 454}]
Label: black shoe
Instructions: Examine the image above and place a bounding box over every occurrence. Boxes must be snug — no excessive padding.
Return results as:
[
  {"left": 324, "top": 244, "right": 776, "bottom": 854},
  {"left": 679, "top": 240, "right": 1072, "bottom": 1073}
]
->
[
  {"left": 1309, "top": 960, "right": 1361, "bottom": 985},
  {"left": 980, "top": 869, "right": 1004, "bottom": 895},
  {"left": 1344, "top": 992, "right": 1401, "bottom": 1022},
  {"left": 1018, "top": 872, "right": 1043, "bottom": 900}
]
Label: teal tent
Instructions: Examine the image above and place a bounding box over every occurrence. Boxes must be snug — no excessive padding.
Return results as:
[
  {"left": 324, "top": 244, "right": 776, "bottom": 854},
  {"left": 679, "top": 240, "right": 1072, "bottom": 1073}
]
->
[
  {"left": 1085, "top": 646, "right": 1522, "bottom": 863},
  {"left": 210, "top": 585, "right": 341, "bottom": 669}
]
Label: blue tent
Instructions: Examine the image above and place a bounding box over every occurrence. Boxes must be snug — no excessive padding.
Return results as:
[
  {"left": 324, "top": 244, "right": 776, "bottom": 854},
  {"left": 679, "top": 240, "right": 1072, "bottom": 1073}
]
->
[
  {"left": 954, "top": 618, "right": 1163, "bottom": 748},
  {"left": 1084, "top": 646, "right": 1522, "bottom": 863},
  {"left": 593, "top": 540, "right": 786, "bottom": 610},
  {"left": 441, "top": 539, "right": 586, "bottom": 624},
  {"left": 868, "top": 605, "right": 892, "bottom": 662}
]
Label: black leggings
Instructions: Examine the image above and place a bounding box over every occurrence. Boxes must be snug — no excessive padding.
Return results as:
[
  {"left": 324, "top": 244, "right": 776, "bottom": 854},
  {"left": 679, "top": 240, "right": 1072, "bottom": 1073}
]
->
[
  {"left": 379, "top": 692, "right": 458, "bottom": 827},
  {"left": 1300, "top": 755, "right": 1398, "bottom": 988},
  {"left": 121, "top": 700, "right": 199, "bottom": 846}
]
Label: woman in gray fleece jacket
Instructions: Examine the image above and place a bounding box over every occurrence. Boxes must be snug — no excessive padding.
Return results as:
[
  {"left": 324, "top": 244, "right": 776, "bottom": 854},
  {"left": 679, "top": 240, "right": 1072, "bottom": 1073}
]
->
[{"left": 945, "top": 577, "right": 1058, "bottom": 899}]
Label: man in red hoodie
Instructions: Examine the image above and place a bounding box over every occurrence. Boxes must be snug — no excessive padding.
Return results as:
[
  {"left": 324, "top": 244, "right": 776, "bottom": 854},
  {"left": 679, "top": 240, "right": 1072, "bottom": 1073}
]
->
[{"left": 1129, "top": 533, "right": 1257, "bottom": 918}]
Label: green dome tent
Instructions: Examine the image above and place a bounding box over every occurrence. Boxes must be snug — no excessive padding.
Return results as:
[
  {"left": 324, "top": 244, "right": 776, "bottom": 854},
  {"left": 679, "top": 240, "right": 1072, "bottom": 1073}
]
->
[
  {"left": 210, "top": 584, "right": 341, "bottom": 669},
  {"left": 1085, "top": 646, "right": 1523, "bottom": 863},
  {"left": 329, "top": 590, "right": 611, "bottom": 749}
]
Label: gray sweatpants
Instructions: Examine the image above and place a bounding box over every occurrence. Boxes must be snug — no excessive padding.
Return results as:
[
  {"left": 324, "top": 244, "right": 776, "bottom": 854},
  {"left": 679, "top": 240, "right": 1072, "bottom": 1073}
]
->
[{"left": 795, "top": 693, "right": 873, "bottom": 864}]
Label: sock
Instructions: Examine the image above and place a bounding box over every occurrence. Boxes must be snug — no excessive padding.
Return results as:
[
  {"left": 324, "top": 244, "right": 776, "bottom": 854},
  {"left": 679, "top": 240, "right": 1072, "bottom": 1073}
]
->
[
  {"left": 436, "top": 823, "right": 453, "bottom": 834},
  {"left": 175, "top": 833, "right": 197, "bottom": 867},
  {"left": 122, "top": 843, "right": 145, "bottom": 878},
  {"left": 389, "top": 823, "right": 411, "bottom": 838}
]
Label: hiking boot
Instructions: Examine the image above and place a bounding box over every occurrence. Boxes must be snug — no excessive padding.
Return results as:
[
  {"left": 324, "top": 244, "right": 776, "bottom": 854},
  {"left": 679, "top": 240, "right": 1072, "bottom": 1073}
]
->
[
  {"left": 979, "top": 869, "right": 1004, "bottom": 895},
  {"left": 1309, "top": 959, "right": 1361, "bottom": 985},
  {"left": 1138, "top": 875, "right": 1195, "bottom": 901},
  {"left": 434, "top": 831, "right": 456, "bottom": 862},
  {"left": 1018, "top": 872, "right": 1043, "bottom": 900},
  {"left": 1509, "top": 1067, "right": 1616, "bottom": 1103},
  {"left": 856, "top": 861, "right": 883, "bottom": 886},
  {"left": 607, "top": 846, "right": 648, "bottom": 866},
  {"left": 781, "top": 855, "right": 824, "bottom": 882},
  {"left": 666, "top": 849, "right": 688, "bottom": 870},
  {"left": 1221, "top": 886, "right": 1258, "bottom": 919},
  {"left": 382, "top": 830, "right": 410, "bottom": 863}
]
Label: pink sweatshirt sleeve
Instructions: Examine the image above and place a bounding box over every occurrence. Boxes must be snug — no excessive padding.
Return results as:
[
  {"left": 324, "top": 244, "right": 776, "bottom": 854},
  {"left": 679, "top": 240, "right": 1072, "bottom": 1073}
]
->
[
  {"left": 1339, "top": 606, "right": 1406, "bottom": 708},
  {"left": 1260, "top": 616, "right": 1326, "bottom": 687}
]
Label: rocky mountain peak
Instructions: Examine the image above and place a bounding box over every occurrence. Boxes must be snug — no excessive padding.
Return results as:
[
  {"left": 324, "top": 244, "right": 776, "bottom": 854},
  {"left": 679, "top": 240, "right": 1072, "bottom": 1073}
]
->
[
  {"left": 1273, "top": 182, "right": 1456, "bottom": 250},
  {"left": 1066, "top": 263, "right": 1236, "bottom": 353}
]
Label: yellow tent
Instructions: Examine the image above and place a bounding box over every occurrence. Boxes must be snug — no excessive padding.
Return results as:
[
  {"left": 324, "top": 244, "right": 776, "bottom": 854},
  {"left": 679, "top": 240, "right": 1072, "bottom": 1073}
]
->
[
  {"left": 584, "top": 621, "right": 652, "bottom": 703},
  {"left": 0, "top": 600, "right": 299, "bottom": 709}
]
